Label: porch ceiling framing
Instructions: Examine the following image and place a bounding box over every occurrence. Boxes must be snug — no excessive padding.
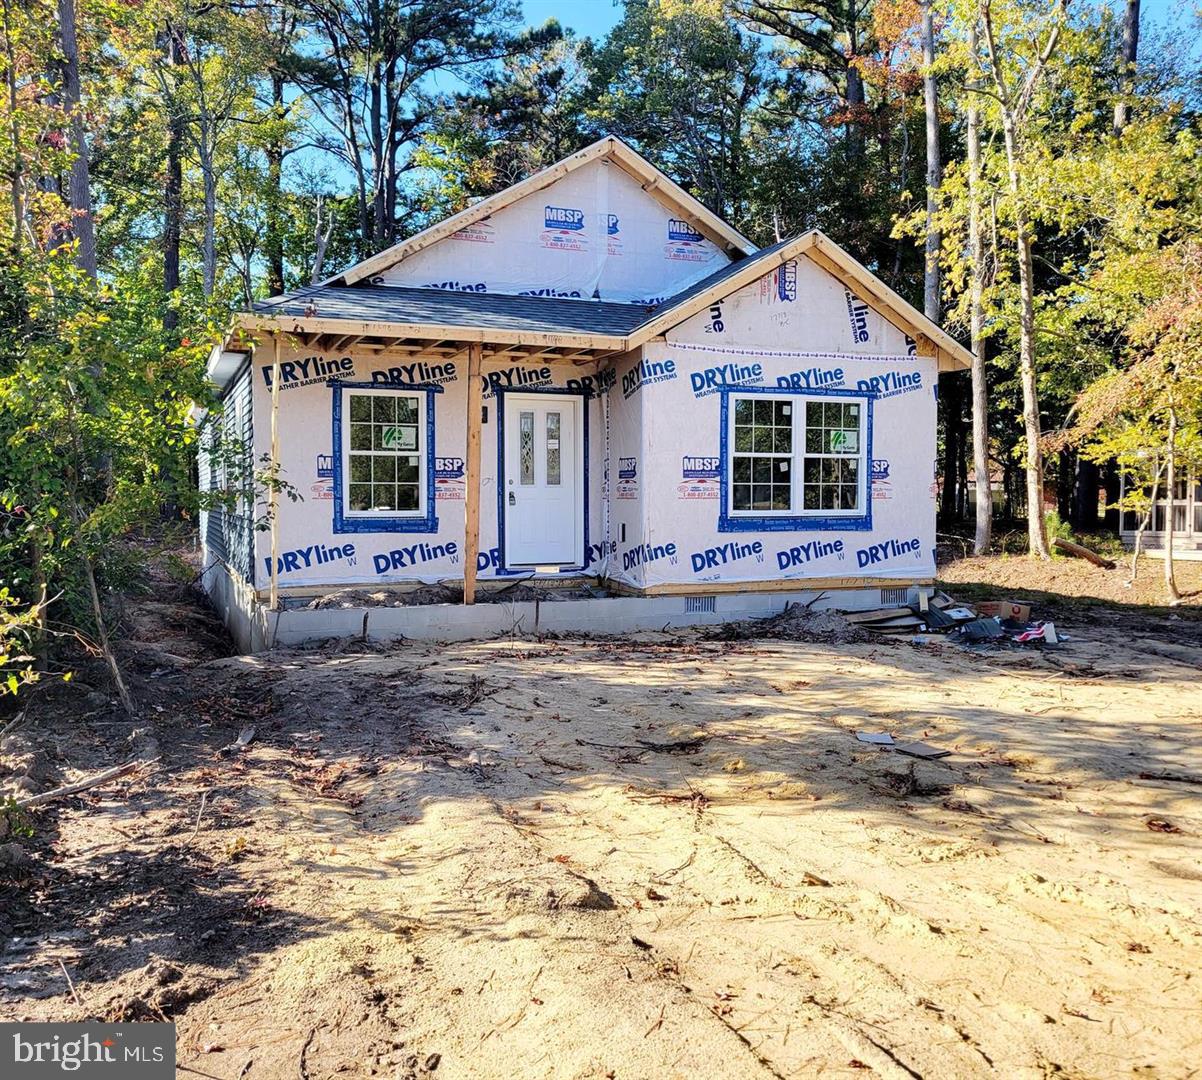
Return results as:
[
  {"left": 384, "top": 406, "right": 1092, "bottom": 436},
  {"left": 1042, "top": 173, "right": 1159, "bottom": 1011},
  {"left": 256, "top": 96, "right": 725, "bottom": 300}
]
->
[{"left": 228, "top": 314, "right": 627, "bottom": 368}]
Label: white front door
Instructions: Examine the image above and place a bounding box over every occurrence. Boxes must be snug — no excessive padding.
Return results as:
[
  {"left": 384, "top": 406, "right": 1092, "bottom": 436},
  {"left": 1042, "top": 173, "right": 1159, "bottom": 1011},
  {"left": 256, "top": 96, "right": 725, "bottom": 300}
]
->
[{"left": 503, "top": 394, "right": 583, "bottom": 567}]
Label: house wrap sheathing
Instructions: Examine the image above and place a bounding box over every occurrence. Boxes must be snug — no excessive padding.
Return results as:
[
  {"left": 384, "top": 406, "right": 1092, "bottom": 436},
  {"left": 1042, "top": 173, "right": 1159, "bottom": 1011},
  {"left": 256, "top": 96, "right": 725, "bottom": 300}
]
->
[{"left": 202, "top": 137, "right": 970, "bottom": 642}]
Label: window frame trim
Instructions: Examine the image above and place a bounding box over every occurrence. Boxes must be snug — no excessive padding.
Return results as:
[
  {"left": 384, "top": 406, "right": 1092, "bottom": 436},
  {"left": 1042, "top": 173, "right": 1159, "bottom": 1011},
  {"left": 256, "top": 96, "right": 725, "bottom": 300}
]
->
[
  {"left": 331, "top": 379, "right": 443, "bottom": 535},
  {"left": 718, "top": 385, "right": 876, "bottom": 534}
]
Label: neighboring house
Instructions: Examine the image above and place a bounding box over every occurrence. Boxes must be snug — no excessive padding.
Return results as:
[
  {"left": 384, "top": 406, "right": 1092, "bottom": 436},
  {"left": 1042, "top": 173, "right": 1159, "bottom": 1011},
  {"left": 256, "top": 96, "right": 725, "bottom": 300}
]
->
[
  {"left": 202, "top": 137, "right": 972, "bottom": 649},
  {"left": 1119, "top": 471, "right": 1202, "bottom": 559}
]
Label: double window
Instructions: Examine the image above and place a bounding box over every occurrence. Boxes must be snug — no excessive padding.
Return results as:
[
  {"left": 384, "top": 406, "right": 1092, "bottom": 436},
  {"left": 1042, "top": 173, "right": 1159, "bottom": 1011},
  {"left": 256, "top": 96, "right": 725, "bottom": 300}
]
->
[
  {"left": 725, "top": 393, "right": 870, "bottom": 528},
  {"left": 333, "top": 382, "right": 439, "bottom": 534}
]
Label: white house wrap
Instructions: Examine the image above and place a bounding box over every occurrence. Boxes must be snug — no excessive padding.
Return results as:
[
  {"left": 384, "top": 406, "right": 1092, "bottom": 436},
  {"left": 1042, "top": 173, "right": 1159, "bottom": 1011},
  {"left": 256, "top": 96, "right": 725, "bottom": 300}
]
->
[{"left": 202, "top": 137, "right": 970, "bottom": 645}]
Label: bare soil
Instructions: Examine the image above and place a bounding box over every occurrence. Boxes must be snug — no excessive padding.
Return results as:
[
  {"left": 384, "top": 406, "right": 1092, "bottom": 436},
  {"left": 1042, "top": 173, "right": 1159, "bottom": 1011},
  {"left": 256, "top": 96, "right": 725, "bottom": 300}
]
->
[{"left": 3, "top": 567, "right": 1201, "bottom": 1079}]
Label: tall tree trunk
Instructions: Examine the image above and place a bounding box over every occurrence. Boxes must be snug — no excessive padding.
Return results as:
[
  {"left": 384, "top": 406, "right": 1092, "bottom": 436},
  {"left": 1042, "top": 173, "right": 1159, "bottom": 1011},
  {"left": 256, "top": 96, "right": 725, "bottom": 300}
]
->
[
  {"left": 56, "top": 0, "right": 95, "bottom": 277},
  {"left": 1112, "top": 0, "right": 1140, "bottom": 136},
  {"left": 200, "top": 138, "right": 216, "bottom": 297},
  {"left": 967, "top": 20, "right": 991, "bottom": 554},
  {"left": 2, "top": 0, "right": 25, "bottom": 254},
  {"left": 1163, "top": 404, "right": 1180, "bottom": 602},
  {"left": 265, "top": 72, "right": 285, "bottom": 295},
  {"left": 921, "top": 0, "right": 941, "bottom": 322},
  {"left": 1012, "top": 197, "right": 1049, "bottom": 557},
  {"left": 163, "top": 30, "right": 183, "bottom": 332},
  {"left": 1071, "top": 457, "right": 1099, "bottom": 529},
  {"left": 982, "top": 0, "right": 1060, "bottom": 559},
  {"left": 940, "top": 373, "right": 963, "bottom": 523},
  {"left": 844, "top": 1, "right": 864, "bottom": 163}
]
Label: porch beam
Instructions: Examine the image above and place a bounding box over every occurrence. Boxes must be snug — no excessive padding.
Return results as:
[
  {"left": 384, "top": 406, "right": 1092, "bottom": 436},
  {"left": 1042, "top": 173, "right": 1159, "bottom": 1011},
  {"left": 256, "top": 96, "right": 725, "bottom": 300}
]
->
[{"left": 463, "top": 342, "right": 483, "bottom": 606}]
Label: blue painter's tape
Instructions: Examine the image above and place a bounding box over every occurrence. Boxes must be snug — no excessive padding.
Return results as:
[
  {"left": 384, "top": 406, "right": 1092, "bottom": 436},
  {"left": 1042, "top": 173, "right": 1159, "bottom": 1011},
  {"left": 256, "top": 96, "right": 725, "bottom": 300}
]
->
[{"left": 330, "top": 380, "right": 443, "bottom": 535}]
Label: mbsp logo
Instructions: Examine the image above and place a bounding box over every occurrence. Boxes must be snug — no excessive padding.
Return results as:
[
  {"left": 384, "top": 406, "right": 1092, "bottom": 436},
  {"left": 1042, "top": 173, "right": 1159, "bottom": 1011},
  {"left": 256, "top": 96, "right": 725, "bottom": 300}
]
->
[
  {"left": 856, "top": 535, "right": 922, "bottom": 568},
  {"left": 545, "top": 205, "right": 585, "bottom": 231},
  {"left": 261, "top": 353, "right": 353, "bottom": 390},
  {"left": 618, "top": 457, "right": 637, "bottom": 481},
  {"left": 689, "top": 361, "right": 763, "bottom": 398},
  {"left": 682, "top": 456, "right": 719, "bottom": 479},
  {"left": 607, "top": 213, "right": 620, "bottom": 236},
  {"left": 667, "top": 219, "right": 704, "bottom": 243},
  {"left": 871, "top": 459, "right": 890, "bottom": 481},
  {"left": 622, "top": 358, "right": 677, "bottom": 399},
  {"left": 5, "top": 1022, "right": 175, "bottom": 1076},
  {"left": 316, "top": 454, "right": 333, "bottom": 479},
  {"left": 776, "top": 260, "right": 798, "bottom": 302},
  {"left": 435, "top": 457, "right": 464, "bottom": 479}
]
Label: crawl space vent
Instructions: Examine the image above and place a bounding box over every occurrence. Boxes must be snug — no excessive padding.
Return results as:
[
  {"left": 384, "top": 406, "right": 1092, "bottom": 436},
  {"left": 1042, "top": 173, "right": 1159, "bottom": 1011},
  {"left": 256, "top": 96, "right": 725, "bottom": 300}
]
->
[
  {"left": 879, "top": 587, "right": 909, "bottom": 606},
  {"left": 685, "top": 595, "right": 717, "bottom": 614}
]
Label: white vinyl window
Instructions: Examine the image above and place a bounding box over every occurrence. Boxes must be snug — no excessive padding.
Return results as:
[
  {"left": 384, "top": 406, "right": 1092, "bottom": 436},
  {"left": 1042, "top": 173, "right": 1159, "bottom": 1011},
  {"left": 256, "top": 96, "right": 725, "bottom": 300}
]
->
[
  {"left": 344, "top": 389, "right": 425, "bottom": 517},
  {"left": 729, "top": 395, "right": 867, "bottom": 518}
]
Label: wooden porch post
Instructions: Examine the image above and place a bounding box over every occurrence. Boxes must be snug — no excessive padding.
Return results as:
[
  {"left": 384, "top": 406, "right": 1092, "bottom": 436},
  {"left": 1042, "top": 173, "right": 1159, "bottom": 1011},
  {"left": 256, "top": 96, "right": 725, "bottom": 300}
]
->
[
  {"left": 268, "top": 332, "right": 282, "bottom": 612},
  {"left": 463, "top": 342, "right": 483, "bottom": 605}
]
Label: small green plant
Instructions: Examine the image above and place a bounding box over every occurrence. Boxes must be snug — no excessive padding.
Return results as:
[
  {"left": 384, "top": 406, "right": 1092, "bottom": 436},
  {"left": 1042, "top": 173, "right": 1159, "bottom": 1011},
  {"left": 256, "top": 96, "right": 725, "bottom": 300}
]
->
[
  {"left": 1, "top": 797, "right": 34, "bottom": 839},
  {"left": 1044, "top": 510, "right": 1075, "bottom": 552}
]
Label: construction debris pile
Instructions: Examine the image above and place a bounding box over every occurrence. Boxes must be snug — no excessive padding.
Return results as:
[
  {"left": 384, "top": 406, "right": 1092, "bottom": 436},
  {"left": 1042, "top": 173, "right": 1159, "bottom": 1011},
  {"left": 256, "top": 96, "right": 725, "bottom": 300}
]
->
[{"left": 847, "top": 593, "right": 1065, "bottom": 649}]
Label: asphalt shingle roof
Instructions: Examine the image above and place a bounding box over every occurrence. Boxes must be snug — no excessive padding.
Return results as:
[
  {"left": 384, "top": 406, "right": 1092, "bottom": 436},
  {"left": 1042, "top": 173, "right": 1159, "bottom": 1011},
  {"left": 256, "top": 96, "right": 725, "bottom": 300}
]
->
[
  {"left": 253, "top": 284, "right": 661, "bottom": 338},
  {"left": 249, "top": 238, "right": 808, "bottom": 340}
]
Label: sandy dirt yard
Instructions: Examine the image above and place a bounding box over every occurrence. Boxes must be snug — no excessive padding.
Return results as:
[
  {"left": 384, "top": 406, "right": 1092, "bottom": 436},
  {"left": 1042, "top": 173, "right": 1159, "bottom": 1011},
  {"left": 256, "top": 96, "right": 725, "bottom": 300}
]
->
[{"left": 2, "top": 585, "right": 1201, "bottom": 1079}]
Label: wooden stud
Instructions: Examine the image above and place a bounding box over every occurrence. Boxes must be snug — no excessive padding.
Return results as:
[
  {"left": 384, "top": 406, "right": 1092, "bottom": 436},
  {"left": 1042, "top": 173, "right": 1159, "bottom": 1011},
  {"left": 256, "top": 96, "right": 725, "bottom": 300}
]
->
[
  {"left": 268, "top": 333, "right": 282, "bottom": 613},
  {"left": 463, "top": 342, "right": 483, "bottom": 606}
]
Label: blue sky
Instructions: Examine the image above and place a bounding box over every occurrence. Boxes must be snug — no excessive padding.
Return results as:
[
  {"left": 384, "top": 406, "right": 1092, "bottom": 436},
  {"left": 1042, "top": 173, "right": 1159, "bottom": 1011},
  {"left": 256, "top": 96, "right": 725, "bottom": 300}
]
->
[{"left": 521, "top": 0, "right": 623, "bottom": 39}]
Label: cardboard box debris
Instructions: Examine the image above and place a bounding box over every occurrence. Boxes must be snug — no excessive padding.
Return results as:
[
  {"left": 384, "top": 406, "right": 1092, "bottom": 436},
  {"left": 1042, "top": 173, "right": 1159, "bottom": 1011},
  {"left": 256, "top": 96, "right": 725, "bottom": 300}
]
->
[{"left": 975, "top": 600, "right": 1032, "bottom": 622}]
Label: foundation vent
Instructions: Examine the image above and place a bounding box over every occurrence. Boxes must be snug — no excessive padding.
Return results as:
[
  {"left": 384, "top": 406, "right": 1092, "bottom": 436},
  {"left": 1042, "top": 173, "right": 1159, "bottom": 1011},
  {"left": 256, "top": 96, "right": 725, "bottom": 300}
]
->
[
  {"left": 879, "top": 587, "right": 909, "bottom": 606},
  {"left": 685, "top": 595, "right": 717, "bottom": 614}
]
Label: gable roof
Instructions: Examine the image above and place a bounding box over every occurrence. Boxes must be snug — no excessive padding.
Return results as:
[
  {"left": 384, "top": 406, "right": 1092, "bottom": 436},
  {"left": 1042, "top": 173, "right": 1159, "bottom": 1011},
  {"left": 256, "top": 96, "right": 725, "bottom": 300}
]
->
[
  {"left": 232, "top": 229, "right": 972, "bottom": 376},
  {"left": 325, "top": 136, "right": 758, "bottom": 288}
]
